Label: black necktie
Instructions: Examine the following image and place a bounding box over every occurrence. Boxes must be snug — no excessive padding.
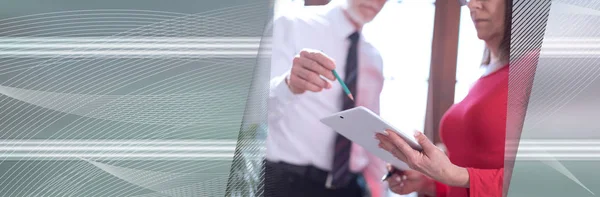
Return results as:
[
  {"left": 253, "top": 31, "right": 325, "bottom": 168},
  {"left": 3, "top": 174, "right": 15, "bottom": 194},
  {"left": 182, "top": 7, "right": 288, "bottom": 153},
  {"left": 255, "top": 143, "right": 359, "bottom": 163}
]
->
[{"left": 330, "top": 31, "right": 360, "bottom": 188}]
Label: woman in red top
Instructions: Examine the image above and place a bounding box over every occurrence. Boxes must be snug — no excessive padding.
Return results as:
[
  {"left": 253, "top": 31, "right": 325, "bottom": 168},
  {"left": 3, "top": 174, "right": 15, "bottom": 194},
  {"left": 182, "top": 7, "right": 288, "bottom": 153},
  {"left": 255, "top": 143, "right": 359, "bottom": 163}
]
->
[{"left": 375, "top": 0, "right": 511, "bottom": 196}]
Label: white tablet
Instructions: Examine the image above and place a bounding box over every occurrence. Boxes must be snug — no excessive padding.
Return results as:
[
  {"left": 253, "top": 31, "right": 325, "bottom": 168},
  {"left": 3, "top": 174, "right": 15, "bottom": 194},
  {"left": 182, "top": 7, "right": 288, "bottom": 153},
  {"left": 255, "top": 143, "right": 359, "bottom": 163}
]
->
[{"left": 320, "top": 106, "right": 422, "bottom": 170}]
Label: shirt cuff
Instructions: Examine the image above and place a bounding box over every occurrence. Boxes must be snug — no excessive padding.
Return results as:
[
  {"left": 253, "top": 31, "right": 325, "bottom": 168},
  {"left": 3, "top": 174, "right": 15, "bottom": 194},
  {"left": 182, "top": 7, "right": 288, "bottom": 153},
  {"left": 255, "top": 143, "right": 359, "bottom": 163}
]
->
[{"left": 270, "top": 72, "right": 298, "bottom": 106}]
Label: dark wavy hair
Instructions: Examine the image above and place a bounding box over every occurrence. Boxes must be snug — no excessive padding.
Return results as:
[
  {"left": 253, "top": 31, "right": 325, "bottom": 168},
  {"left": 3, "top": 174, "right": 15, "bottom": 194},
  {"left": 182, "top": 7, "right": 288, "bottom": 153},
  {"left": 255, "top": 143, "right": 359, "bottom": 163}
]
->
[{"left": 481, "top": 0, "right": 511, "bottom": 65}]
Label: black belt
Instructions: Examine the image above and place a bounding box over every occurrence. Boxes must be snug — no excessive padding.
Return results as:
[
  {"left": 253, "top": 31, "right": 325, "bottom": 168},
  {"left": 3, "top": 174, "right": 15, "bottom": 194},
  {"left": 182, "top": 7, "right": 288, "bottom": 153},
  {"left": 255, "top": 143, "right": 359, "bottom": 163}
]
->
[{"left": 266, "top": 160, "right": 358, "bottom": 189}]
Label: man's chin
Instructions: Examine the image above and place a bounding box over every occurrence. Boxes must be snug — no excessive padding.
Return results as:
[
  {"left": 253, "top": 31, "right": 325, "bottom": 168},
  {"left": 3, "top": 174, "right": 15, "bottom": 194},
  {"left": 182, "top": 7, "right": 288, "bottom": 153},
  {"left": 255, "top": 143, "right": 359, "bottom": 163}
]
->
[
  {"left": 346, "top": 10, "right": 367, "bottom": 26},
  {"left": 358, "top": 13, "right": 376, "bottom": 24},
  {"left": 353, "top": 14, "right": 373, "bottom": 25}
]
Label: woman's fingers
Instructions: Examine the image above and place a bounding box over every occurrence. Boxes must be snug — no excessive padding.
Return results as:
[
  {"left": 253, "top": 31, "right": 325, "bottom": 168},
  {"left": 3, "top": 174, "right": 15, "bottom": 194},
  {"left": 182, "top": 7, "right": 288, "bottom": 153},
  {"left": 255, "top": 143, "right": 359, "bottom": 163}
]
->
[
  {"left": 385, "top": 129, "right": 419, "bottom": 162},
  {"left": 413, "top": 131, "right": 438, "bottom": 154},
  {"left": 375, "top": 133, "right": 395, "bottom": 152},
  {"left": 376, "top": 133, "right": 408, "bottom": 161}
]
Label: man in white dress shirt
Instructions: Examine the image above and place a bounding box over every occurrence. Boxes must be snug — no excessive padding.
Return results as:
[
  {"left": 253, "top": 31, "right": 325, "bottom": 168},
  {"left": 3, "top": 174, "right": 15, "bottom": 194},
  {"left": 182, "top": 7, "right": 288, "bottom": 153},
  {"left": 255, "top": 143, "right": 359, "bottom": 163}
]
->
[{"left": 265, "top": 0, "right": 388, "bottom": 196}]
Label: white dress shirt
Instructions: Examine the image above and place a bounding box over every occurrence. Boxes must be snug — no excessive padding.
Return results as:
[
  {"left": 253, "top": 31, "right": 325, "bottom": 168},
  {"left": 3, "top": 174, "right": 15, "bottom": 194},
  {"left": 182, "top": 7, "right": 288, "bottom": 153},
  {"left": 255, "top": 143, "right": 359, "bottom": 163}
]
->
[{"left": 266, "top": 2, "right": 387, "bottom": 194}]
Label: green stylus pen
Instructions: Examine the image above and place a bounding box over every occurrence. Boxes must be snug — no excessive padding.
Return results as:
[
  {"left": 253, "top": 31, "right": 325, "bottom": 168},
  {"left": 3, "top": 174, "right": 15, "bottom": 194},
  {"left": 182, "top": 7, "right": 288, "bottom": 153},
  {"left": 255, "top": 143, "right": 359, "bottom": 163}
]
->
[{"left": 332, "top": 70, "right": 354, "bottom": 101}]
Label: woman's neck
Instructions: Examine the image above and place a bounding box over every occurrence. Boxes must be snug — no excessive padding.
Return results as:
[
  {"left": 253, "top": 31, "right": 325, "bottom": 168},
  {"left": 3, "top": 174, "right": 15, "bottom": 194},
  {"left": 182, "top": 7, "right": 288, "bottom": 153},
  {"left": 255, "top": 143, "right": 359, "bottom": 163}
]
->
[
  {"left": 482, "top": 45, "right": 508, "bottom": 77},
  {"left": 488, "top": 45, "right": 508, "bottom": 64},
  {"left": 490, "top": 52, "right": 503, "bottom": 66},
  {"left": 486, "top": 37, "right": 507, "bottom": 65}
]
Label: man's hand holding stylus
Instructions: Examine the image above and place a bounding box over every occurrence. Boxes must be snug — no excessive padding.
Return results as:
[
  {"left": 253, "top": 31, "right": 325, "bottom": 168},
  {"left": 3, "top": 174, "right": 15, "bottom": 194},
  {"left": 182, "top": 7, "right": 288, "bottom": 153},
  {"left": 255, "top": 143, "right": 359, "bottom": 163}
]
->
[
  {"left": 287, "top": 49, "right": 337, "bottom": 94},
  {"left": 385, "top": 164, "right": 436, "bottom": 196}
]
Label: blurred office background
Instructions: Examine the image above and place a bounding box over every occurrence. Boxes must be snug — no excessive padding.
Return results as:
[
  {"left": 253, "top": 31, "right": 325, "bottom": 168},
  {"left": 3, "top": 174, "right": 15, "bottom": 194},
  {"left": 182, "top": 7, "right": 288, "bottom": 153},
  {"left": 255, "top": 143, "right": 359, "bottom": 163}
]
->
[{"left": 274, "top": 0, "right": 485, "bottom": 196}]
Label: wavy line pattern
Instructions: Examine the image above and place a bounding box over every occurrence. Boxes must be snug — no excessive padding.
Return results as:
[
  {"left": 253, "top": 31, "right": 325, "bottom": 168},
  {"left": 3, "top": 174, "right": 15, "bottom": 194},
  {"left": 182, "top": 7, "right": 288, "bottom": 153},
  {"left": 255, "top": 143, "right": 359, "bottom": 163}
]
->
[{"left": 0, "top": 0, "right": 271, "bottom": 196}]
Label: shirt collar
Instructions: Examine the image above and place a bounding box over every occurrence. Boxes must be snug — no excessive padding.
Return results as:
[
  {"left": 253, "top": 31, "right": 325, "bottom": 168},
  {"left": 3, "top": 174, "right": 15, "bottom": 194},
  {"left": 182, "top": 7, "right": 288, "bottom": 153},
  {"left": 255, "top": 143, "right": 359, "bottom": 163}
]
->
[{"left": 325, "top": 3, "right": 359, "bottom": 40}]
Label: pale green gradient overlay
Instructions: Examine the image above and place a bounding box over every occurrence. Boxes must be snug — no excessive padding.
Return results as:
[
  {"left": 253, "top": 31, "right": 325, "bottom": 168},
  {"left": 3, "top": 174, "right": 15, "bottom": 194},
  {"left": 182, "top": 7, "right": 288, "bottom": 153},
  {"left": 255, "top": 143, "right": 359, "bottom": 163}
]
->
[
  {"left": 0, "top": 0, "right": 271, "bottom": 196},
  {"left": 508, "top": 0, "right": 600, "bottom": 196}
]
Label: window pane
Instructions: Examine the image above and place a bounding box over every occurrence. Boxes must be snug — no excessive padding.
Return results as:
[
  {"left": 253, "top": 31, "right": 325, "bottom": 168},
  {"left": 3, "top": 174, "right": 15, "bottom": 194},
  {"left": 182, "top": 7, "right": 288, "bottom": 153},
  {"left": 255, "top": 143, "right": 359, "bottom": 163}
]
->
[
  {"left": 363, "top": 0, "right": 435, "bottom": 134},
  {"left": 363, "top": 2, "right": 434, "bottom": 197},
  {"left": 455, "top": 6, "right": 485, "bottom": 103}
]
